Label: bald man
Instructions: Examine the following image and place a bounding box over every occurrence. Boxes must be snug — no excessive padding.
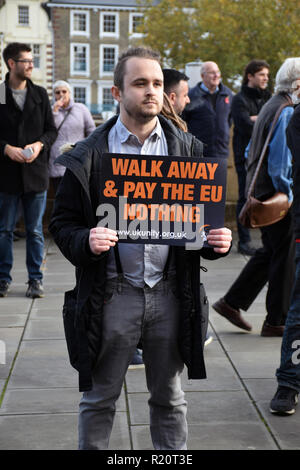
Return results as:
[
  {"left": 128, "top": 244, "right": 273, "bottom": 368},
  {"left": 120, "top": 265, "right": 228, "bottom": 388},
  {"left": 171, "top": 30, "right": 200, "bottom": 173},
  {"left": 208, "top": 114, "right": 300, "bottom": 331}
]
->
[{"left": 183, "top": 61, "right": 233, "bottom": 159}]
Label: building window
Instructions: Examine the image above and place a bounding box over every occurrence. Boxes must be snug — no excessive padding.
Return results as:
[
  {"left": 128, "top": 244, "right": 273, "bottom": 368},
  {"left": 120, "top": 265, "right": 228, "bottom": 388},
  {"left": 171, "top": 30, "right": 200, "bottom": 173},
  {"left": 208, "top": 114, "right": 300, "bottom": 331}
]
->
[
  {"left": 100, "top": 12, "right": 119, "bottom": 38},
  {"left": 129, "top": 13, "right": 143, "bottom": 37},
  {"left": 74, "top": 87, "right": 86, "bottom": 104},
  {"left": 71, "top": 43, "right": 90, "bottom": 76},
  {"left": 18, "top": 5, "right": 29, "bottom": 26},
  {"left": 102, "top": 88, "right": 115, "bottom": 111},
  {"left": 32, "top": 44, "right": 41, "bottom": 69},
  {"left": 70, "top": 10, "right": 90, "bottom": 36},
  {"left": 100, "top": 45, "right": 118, "bottom": 76},
  {"left": 68, "top": 79, "right": 92, "bottom": 109}
]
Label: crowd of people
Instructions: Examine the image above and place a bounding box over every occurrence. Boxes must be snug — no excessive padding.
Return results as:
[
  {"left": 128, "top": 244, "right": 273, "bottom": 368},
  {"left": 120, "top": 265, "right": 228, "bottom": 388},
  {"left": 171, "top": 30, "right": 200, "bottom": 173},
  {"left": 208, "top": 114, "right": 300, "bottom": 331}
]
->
[{"left": 1, "top": 41, "right": 300, "bottom": 450}]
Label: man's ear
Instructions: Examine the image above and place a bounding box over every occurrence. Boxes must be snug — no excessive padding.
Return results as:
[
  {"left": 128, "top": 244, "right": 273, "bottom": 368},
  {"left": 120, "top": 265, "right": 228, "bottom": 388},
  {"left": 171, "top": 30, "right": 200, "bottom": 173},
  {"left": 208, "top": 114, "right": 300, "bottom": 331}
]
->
[
  {"left": 168, "top": 91, "right": 176, "bottom": 106},
  {"left": 111, "top": 85, "right": 121, "bottom": 102}
]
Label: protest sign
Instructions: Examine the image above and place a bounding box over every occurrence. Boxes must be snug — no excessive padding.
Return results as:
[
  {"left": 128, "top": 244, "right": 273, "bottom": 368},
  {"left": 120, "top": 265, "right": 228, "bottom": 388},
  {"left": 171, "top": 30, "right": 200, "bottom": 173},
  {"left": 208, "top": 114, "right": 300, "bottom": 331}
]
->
[{"left": 97, "top": 153, "right": 227, "bottom": 248}]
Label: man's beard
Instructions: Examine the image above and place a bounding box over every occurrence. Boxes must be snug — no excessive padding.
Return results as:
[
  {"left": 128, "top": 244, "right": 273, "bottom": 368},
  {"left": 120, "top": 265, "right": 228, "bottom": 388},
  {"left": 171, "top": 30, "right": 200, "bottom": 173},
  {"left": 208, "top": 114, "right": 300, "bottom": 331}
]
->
[{"left": 122, "top": 98, "right": 162, "bottom": 123}]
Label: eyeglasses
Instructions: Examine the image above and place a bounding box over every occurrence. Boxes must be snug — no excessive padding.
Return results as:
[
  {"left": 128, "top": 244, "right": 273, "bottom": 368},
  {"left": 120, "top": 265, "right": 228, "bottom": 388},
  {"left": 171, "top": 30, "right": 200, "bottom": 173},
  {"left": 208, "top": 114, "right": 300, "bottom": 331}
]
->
[
  {"left": 205, "top": 71, "right": 221, "bottom": 76},
  {"left": 14, "top": 59, "right": 34, "bottom": 64},
  {"left": 55, "top": 90, "right": 68, "bottom": 95}
]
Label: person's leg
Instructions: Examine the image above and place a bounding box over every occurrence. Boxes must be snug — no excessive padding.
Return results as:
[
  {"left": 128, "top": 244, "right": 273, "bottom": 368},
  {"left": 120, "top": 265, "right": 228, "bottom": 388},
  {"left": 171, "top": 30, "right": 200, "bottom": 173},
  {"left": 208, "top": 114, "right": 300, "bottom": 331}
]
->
[
  {"left": 225, "top": 229, "right": 270, "bottom": 311},
  {"left": 263, "top": 212, "right": 295, "bottom": 326},
  {"left": 0, "top": 192, "right": 20, "bottom": 283},
  {"left": 276, "top": 243, "right": 300, "bottom": 391},
  {"left": 22, "top": 191, "right": 47, "bottom": 281},
  {"left": 78, "top": 278, "right": 144, "bottom": 450},
  {"left": 142, "top": 277, "right": 187, "bottom": 450}
]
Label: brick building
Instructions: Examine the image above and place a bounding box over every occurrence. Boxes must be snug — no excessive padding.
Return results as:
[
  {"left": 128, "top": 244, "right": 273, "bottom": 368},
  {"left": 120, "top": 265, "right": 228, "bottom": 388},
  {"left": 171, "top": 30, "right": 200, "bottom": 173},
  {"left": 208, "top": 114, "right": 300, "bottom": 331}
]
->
[
  {"left": 0, "top": 0, "right": 53, "bottom": 96},
  {"left": 46, "top": 0, "right": 150, "bottom": 117}
]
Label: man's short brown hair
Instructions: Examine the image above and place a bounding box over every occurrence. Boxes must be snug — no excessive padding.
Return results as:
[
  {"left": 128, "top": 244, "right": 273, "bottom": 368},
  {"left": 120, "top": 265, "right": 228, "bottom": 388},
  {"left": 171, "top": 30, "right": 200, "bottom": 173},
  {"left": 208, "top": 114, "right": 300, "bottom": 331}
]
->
[
  {"left": 114, "top": 47, "right": 161, "bottom": 91},
  {"left": 3, "top": 42, "right": 31, "bottom": 70}
]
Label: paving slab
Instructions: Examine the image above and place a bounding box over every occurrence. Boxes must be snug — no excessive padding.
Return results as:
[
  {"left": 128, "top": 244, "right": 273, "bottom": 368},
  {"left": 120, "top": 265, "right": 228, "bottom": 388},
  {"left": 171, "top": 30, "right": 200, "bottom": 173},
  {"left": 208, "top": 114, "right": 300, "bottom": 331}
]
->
[{"left": 0, "top": 235, "right": 298, "bottom": 451}]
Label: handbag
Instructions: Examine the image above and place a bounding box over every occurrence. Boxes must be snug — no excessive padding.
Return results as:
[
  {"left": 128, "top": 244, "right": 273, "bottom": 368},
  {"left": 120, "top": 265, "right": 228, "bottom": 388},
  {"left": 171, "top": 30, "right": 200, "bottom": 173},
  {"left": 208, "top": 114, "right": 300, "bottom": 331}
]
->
[{"left": 239, "top": 101, "right": 292, "bottom": 229}]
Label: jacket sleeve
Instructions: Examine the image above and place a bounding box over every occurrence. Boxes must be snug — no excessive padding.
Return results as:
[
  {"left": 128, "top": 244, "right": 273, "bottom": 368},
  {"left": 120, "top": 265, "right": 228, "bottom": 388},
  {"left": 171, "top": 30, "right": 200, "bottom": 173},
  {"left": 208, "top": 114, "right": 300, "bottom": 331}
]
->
[
  {"left": 39, "top": 88, "right": 58, "bottom": 150},
  {"left": 83, "top": 105, "right": 96, "bottom": 137},
  {"left": 231, "top": 94, "right": 254, "bottom": 136},
  {"left": 49, "top": 168, "right": 106, "bottom": 267}
]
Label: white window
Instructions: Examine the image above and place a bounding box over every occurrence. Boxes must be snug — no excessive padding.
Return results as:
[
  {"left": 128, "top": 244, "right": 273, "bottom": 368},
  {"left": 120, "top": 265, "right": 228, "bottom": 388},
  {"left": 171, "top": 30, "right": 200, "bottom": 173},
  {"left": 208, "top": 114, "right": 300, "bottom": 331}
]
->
[
  {"left": 100, "top": 12, "right": 119, "bottom": 38},
  {"left": 129, "top": 13, "right": 143, "bottom": 37},
  {"left": 100, "top": 45, "right": 118, "bottom": 76},
  {"left": 70, "top": 10, "right": 90, "bottom": 37},
  {"left": 32, "top": 44, "right": 41, "bottom": 69},
  {"left": 18, "top": 5, "right": 29, "bottom": 26},
  {"left": 70, "top": 43, "right": 90, "bottom": 76},
  {"left": 97, "top": 81, "right": 117, "bottom": 113},
  {"left": 68, "top": 79, "right": 92, "bottom": 109},
  {"left": 74, "top": 87, "right": 86, "bottom": 104}
]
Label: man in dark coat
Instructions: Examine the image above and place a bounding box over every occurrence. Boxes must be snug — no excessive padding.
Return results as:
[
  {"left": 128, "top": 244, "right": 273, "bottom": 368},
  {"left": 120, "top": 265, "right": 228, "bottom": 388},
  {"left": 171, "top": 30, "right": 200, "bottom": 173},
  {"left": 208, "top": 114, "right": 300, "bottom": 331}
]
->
[
  {"left": 231, "top": 60, "right": 271, "bottom": 255},
  {"left": 182, "top": 61, "right": 233, "bottom": 159},
  {"left": 0, "top": 43, "right": 57, "bottom": 298},
  {"left": 270, "top": 84, "right": 300, "bottom": 416},
  {"left": 49, "top": 47, "right": 232, "bottom": 450}
]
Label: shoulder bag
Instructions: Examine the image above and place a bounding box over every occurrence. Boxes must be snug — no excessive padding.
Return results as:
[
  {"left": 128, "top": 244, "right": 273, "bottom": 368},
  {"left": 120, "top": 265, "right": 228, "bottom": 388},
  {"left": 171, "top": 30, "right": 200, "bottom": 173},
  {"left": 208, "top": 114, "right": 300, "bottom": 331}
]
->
[{"left": 238, "top": 101, "right": 292, "bottom": 229}]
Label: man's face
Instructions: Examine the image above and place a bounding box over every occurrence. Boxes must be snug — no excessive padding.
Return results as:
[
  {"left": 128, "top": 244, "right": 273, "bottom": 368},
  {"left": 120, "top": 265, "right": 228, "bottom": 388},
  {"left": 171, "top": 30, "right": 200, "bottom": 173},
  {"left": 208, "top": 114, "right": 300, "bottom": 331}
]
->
[
  {"left": 201, "top": 62, "right": 221, "bottom": 91},
  {"left": 115, "top": 57, "right": 164, "bottom": 123},
  {"left": 170, "top": 80, "right": 190, "bottom": 114},
  {"left": 247, "top": 67, "right": 269, "bottom": 89},
  {"left": 10, "top": 51, "right": 34, "bottom": 81}
]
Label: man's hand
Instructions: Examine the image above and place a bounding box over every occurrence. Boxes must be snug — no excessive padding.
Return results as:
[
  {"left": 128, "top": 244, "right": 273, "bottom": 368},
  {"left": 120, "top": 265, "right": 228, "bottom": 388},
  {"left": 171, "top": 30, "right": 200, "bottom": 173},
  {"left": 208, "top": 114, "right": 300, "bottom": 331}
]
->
[
  {"left": 206, "top": 227, "right": 232, "bottom": 253},
  {"left": 89, "top": 227, "right": 118, "bottom": 255},
  {"left": 23, "top": 141, "right": 43, "bottom": 163},
  {"left": 4, "top": 144, "right": 26, "bottom": 162}
]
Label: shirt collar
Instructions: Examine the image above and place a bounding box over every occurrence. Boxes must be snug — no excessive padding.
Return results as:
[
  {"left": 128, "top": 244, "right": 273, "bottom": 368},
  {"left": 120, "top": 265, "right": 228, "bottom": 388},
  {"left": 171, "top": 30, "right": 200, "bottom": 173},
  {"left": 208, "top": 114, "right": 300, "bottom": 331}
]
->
[
  {"left": 200, "top": 82, "right": 219, "bottom": 94},
  {"left": 115, "top": 116, "right": 162, "bottom": 144}
]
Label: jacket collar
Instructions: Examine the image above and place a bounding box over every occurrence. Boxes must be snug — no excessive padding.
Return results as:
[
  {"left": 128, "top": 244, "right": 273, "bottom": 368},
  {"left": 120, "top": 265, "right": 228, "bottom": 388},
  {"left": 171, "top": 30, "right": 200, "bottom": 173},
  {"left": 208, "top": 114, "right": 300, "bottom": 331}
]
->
[{"left": 5, "top": 72, "right": 42, "bottom": 114}]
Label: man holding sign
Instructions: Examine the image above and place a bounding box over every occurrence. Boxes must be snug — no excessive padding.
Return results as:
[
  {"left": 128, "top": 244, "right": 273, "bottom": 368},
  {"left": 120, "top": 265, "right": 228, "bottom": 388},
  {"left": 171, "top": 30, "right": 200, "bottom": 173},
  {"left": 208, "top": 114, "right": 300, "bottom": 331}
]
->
[{"left": 49, "top": 47, "right": 231, "bottom": 450}]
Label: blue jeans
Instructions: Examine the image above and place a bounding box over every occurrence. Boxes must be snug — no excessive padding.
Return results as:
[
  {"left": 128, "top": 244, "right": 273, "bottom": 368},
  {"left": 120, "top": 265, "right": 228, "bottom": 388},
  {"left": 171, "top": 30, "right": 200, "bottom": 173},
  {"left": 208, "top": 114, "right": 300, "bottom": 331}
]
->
[
  {"left": 276, "top": 243, "right": 300, "bottom": 392},
  {"left": 0, "top": 191, "right": 47, "bottom": 283}
]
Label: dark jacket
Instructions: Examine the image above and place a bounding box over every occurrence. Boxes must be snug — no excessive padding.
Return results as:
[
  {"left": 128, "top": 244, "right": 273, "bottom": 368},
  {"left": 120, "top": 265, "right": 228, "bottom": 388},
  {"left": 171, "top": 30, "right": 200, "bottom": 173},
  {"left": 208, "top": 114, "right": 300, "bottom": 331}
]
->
[
  {"left": 286, "top": 104, "right": 300, "bottom": 238},
  {"left": 0, "top": 74, "right": 57, "bottom": 193},
  {"left": 245, "top": 92, "right": 293, "bottom": 200},
  {"left": 231, "top": 85, "right": 271, "bottom": 163},
  {"left": 182, "top": 82, "right": 233, "bottom": 158},
  {"left": 49, "top": 114, "right": 229, "bottom": 391}
]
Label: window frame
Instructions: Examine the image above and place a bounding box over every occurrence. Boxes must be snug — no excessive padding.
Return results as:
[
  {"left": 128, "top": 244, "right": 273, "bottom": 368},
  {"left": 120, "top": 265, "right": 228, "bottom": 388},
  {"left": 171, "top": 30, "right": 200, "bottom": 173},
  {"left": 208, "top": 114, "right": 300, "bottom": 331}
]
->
[
  {"left": 129, "top": 12, "right": 144, "bottom": 38},
  {"left": 70, "top": 10, "right": 90, "bottom": 37},
  {"left": 18, "top": 5, "right": 30, "bottom": 26},
  {"left": 99, "top": 44, "right": 118, "bottom": 77},
  {"left": 99, "top": 12, "right": 119, "bottom": 39},
  {"left": 70, "top": 43, "right": 90, "bottom": 77}
]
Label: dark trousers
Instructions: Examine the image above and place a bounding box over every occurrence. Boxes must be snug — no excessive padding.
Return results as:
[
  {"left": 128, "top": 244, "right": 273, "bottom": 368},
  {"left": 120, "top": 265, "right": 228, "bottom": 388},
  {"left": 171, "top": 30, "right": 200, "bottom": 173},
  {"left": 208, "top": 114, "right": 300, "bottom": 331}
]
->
[
  {"left": 225, "top": 211, "right": 295, "bottom": 326},
  {"left": 235, "top": 159, "right": 251, "bottom": 244}
]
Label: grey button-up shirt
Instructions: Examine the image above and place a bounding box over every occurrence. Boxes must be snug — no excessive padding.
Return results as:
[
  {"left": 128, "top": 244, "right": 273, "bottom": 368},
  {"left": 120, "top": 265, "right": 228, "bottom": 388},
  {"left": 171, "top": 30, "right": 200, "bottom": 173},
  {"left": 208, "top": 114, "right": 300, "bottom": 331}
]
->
[{"left": 106, "top": 116, "right": 174, "bottom": 288}]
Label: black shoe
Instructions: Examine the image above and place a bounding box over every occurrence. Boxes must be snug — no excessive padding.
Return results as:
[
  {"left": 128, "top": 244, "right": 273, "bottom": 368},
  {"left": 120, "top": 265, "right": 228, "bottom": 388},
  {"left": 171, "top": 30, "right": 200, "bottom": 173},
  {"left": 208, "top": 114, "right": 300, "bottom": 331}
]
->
[
  {"left": 26, "top": 279, "right": 44, "bottom": 298},
  {"left": 0, "top": 280, "right": 10, "bottom": 297},
  {"left": 238, "top": 242, "right": 256, "bottom": 256},
  {"left": 270, "top": 386, "right": 298, "bottom": 415}
]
